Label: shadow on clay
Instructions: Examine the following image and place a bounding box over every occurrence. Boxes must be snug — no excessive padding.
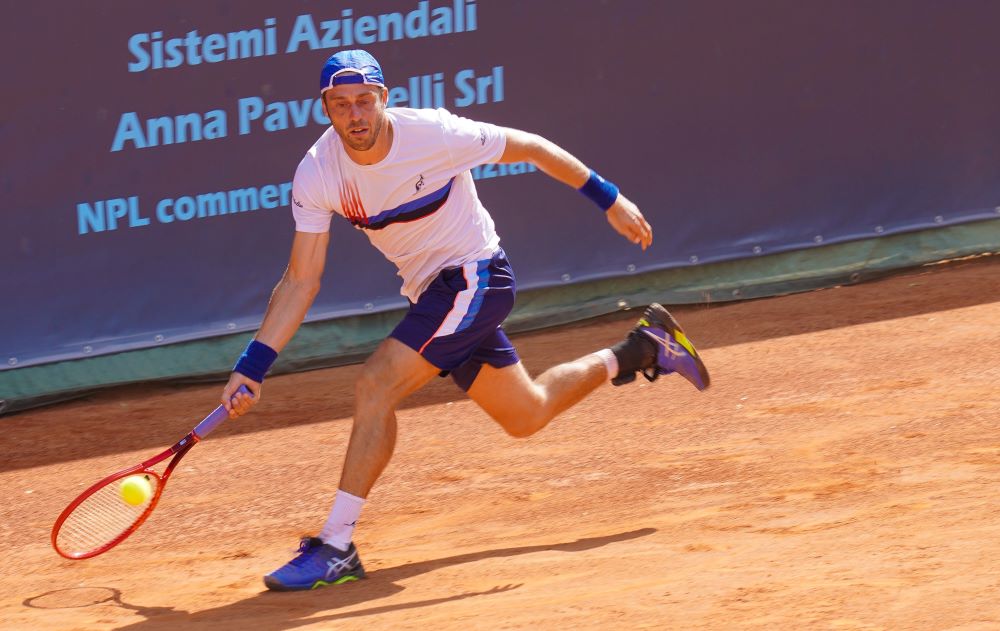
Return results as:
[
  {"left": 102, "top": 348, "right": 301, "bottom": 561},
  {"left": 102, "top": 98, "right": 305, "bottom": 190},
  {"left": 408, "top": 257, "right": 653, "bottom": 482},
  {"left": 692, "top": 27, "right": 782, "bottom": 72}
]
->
[{"left": 25, "top": 528, "right": 655, "bottom": 630}]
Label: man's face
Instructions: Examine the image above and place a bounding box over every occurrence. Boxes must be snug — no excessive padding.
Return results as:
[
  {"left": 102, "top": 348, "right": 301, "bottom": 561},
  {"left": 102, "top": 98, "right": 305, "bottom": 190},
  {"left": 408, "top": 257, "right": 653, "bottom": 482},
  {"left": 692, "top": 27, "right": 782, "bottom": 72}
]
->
[{"left": 322, "top": 83, "right": 388, "bottom": 152}]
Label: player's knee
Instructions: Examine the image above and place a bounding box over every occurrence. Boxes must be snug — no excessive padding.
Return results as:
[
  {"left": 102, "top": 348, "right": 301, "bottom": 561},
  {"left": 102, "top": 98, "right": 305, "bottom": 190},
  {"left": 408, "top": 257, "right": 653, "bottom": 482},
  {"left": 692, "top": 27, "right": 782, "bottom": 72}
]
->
[
  {"left": 502, "top": 422, "right": 537, "bottom": 439},
  {"left": 354, "top": 369, "right": 393, "bottom": 410},
  {"left": 495, "top": 409, "right": 547, "bottom": 439}
]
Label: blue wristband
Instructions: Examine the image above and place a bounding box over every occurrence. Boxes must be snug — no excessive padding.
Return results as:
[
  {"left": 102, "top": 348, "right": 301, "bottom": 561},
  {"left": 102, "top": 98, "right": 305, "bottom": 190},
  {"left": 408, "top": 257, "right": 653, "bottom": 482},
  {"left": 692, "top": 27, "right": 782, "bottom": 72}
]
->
[
  {"left": 578, "top": 169, "right": 620, "bottom": 211},
  {"left": 233, "top": 339, "right": 278, "bottom": 383}
]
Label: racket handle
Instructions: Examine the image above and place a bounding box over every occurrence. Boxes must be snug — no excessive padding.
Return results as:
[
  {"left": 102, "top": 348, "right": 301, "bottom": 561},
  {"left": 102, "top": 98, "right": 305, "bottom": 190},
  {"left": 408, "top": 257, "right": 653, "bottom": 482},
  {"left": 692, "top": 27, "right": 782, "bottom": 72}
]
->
[{"left": 193, "top": 385, "right": 251, "bottom": 439}]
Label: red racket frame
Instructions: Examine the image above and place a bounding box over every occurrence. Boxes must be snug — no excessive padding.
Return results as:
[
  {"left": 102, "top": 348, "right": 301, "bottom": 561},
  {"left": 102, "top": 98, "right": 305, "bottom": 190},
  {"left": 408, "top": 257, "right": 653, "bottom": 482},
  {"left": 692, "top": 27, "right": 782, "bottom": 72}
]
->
[
  {"left": 51, "top": 432, "right": 199, "bottom": 559},
  {"left": 51, "top": 385, "right": 249, "bottom": 560}
]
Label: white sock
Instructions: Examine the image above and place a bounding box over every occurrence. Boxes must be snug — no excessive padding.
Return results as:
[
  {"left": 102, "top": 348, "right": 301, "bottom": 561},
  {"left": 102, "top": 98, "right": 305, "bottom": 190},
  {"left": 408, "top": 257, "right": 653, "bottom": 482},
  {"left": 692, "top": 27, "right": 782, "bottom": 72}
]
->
[
  {"left": 318, "top": 489, "right": 365, "bottom": 551},
  {"left": 594, "top": 348, "right": 619, "bottom": 381}
]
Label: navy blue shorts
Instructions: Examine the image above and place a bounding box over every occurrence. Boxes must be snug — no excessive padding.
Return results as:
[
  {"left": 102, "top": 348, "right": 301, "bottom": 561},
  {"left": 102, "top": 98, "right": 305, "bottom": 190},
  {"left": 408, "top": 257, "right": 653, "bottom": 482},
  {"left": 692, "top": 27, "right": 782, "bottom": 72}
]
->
[{"left": 389, "top": 248, "right": 519, "bottom": 391}]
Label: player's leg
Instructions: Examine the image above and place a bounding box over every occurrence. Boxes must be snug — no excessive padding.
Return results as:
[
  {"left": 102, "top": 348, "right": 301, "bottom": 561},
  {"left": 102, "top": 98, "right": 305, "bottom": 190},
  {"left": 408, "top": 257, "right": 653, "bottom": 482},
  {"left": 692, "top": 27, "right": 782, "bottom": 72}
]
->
[
  {"left": 339, "top": 337, "right": 442, "bottom": 497},
  {"left": 466, "top": 354, "right": 606, "bottom": 438},
  {"left": 265, "top": 251, "right": 515, "bottom": 591},
  {"left": 264, "top": 338, "right": 439, "bottom": 591},
  {"left": 462, "top": 304, "right": 711, "bottom": 437}
]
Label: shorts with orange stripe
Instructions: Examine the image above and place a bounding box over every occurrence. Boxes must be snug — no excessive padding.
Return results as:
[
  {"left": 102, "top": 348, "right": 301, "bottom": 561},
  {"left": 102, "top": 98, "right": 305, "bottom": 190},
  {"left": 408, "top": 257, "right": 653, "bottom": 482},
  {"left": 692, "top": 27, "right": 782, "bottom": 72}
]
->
[{"left": 389, "top": 247, "right": 519, "bottom": 391}]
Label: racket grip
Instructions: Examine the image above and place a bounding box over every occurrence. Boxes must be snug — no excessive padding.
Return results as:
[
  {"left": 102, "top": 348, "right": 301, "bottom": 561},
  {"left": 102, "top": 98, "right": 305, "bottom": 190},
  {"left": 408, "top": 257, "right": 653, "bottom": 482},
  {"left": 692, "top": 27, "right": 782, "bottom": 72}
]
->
[{"left": 193, "top": 385, "right": 251, "bottom": 439}]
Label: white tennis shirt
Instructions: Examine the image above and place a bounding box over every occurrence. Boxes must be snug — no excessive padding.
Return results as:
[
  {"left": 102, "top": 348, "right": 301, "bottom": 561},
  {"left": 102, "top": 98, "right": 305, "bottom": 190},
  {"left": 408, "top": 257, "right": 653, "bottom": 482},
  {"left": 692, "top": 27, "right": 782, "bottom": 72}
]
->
[{"left": 291, "top": 107, "right": 506, "bottom": 301}]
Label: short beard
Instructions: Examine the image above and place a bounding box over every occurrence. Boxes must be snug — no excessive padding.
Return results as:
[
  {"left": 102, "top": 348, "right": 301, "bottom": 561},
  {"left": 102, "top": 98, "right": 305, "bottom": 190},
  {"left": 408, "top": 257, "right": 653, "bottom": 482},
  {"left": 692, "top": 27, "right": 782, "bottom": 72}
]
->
[{"left": 340, "top": 110, "right": 384, "bottom": 152}]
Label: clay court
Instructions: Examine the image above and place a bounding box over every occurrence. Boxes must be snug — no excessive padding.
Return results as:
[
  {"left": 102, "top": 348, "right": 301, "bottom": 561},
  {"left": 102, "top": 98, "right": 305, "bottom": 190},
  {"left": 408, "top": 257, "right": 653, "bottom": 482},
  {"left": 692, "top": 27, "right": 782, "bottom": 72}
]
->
[{"left": 3, "top": 254, "right": 998, "bottom": 630}]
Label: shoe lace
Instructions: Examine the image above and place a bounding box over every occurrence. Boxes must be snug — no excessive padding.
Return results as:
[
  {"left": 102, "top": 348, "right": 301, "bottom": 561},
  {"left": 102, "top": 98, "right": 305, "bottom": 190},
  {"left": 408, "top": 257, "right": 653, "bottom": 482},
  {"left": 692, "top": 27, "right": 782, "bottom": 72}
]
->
[{"left": 288, "top": 537, "right": 324, "bottom": 567}]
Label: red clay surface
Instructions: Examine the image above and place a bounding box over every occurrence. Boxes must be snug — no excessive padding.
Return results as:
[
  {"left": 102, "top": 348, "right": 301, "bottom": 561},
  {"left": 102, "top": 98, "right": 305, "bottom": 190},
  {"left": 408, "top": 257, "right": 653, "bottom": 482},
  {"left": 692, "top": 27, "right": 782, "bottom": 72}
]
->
[{"left": 2, "top": 255, "right": 999, "bottom": 630}]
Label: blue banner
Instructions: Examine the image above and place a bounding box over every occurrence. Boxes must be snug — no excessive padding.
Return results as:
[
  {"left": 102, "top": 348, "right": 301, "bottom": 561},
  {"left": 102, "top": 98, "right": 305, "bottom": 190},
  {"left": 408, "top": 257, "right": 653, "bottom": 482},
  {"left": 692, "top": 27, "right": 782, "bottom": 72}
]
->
[{"left": 3, "top": 0, "right": 1000, "bottom": 370}]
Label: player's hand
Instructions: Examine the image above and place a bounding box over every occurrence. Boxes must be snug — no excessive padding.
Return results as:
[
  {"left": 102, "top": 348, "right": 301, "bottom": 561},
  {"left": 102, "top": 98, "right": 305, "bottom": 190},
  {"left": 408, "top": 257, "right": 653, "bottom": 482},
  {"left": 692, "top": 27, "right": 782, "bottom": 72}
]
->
[
  {"left": 222, "top": 372, "right": 260, "bottom": 418},
  {"left": 605, "top": 194, "right": 653, "bottom": 250}
]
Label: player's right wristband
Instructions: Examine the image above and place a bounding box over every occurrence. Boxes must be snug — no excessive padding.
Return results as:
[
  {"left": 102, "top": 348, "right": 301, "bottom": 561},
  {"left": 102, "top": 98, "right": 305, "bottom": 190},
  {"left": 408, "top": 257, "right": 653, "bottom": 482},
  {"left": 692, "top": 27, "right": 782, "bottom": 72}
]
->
[
  {"left": 578, "top": 169, "right": 620, "bottom": 211},
  {"left": 233, "top": 339, "right": 278, "bottom": 383}
]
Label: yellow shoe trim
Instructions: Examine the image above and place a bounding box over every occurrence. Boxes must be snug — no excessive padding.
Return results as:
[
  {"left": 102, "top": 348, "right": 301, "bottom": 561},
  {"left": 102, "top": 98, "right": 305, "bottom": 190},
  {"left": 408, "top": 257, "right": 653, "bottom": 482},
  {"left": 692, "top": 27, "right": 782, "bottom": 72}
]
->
[
  {"left": 311, "top": 575, "right": 360, "bottom": 589},
  {"left": 675, "top": 330, "right": 698, "bottom": 356}
]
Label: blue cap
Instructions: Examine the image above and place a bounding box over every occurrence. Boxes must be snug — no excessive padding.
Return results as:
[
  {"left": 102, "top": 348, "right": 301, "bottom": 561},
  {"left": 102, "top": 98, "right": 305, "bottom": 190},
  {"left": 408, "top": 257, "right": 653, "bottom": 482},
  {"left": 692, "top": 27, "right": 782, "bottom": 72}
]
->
[{"left": 320, "top": 50, "right": 385, "bottom": 93}]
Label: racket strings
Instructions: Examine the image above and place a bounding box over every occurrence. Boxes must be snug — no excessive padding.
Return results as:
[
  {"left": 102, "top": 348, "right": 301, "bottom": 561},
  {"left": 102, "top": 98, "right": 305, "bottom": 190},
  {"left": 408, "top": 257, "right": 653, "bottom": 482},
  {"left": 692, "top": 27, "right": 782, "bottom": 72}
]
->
[{"left": 55, "top": 477, "right": 159, "bottom": 557}]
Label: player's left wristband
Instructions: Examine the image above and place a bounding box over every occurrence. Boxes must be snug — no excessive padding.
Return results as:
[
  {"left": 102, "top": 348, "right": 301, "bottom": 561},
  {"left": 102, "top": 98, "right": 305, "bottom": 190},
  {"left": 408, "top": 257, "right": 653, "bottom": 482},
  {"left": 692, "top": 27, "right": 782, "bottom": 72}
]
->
[
  {"left": 233, "top": 339, "right": 278, "bottom": 383},
  {"left": 578, "top": 169, "right": 620, "bottom": 211}
]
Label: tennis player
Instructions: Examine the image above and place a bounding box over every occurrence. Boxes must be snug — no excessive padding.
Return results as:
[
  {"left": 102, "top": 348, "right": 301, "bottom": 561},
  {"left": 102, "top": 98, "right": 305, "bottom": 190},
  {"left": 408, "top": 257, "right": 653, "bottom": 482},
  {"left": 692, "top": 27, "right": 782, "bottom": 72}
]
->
[{"left": 220, "top": 50, "right": 710, "bottom": 591}]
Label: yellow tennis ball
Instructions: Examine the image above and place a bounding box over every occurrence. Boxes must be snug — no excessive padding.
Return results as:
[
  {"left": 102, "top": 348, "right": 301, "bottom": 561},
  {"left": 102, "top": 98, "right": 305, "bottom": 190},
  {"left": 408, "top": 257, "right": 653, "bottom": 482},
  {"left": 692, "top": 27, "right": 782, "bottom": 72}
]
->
[{"left": 119, "top": 475, "right": 153, "bottom": 506}]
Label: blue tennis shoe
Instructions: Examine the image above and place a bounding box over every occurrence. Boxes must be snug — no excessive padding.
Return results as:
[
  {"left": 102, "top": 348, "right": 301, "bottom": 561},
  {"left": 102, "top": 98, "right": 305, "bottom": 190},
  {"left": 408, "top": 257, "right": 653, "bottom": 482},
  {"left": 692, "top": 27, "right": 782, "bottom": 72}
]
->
[
  {"left": 264, "top": 537, "right": 366, "bottom": 591},
  {"left": 611, "top": 303, "right": 710, "bottom": 390}
]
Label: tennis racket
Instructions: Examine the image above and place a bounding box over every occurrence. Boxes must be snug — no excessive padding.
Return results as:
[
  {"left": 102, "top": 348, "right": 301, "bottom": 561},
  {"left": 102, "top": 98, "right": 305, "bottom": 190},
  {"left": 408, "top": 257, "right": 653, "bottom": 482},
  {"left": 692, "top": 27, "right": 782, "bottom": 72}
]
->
[{"left": 51, "top": 385, "right": 250, "bottom": 559}]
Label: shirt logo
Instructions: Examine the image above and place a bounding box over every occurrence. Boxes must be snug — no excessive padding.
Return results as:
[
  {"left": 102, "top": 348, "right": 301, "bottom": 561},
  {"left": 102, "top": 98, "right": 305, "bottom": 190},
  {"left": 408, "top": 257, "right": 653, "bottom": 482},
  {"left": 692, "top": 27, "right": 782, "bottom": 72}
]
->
[
  {"left": 479, "top": 127, "right": 487, "bottom": 146},
  {"left": 415, "top": 174, "right": 425, "bottom": 194},
  {"left": 339, "top": 180, "right": 369, "bottom": 227},
  {"left": 292, "top": 196, "right": 303, "bottom": 208}
]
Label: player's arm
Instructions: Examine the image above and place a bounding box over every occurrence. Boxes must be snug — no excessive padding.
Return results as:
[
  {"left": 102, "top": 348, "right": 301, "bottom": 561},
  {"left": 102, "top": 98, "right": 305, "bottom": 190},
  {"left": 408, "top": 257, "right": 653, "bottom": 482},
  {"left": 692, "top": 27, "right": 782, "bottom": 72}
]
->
[
  {"left": 497, "top": 127, "right": 652, "bottom": 250},
  {"left": 221, "top": 230, "right": 329, "bottom": 416}
]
